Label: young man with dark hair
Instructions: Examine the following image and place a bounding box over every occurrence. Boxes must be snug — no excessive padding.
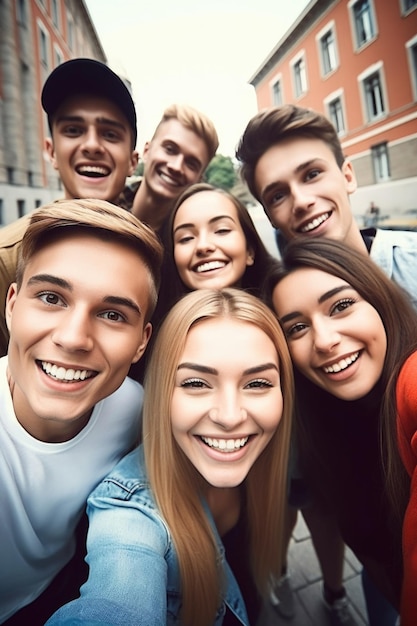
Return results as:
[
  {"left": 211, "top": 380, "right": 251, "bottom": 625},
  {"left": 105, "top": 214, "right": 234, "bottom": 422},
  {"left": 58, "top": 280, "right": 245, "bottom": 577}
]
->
[{"left": 236, "top": 104, "right": 417, "bottom": 626}]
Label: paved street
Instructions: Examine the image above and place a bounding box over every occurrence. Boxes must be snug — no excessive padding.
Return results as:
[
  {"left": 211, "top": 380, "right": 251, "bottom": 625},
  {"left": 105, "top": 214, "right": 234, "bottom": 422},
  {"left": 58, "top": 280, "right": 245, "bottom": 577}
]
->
[{"left": 249, "top": 204, "right": 369, "bottom": 626}]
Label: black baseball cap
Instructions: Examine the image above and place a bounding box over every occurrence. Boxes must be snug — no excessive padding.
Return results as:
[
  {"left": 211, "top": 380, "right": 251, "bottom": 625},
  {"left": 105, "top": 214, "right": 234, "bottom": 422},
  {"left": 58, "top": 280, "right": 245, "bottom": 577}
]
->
[{"left": 41, "top": 58, "right": 137, "bottom": 146}]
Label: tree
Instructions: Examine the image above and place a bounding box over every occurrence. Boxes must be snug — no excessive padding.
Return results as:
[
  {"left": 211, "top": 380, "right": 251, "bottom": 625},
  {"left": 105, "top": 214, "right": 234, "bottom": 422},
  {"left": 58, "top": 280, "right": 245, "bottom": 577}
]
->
[{"left": 204, "top": 154, "right": 236, "bottom": 191}]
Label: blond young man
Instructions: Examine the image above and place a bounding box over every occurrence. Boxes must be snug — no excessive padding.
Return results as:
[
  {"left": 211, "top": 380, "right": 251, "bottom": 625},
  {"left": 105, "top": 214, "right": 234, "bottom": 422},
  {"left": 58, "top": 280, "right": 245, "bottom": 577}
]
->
[{"left": 0, "top": 199, "right": 162, "bottom": 625}]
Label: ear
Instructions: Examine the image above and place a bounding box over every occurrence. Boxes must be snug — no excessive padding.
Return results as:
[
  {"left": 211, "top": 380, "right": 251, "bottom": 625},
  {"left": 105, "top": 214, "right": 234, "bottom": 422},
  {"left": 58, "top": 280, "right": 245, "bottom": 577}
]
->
[
  {"left": 45, "top": 137, "right": 59, "bottom": 171},
  {"left": 342, "top": 159, "right": 357, "bottom": 195},
  {"left": 246, "top": 246, "right": 255, "bottom": 267},
  {"left": 128, "top": 150, "right": 139, "bottom": 176},
  {"left": 142, "top": 141, "right": 151, "bottom": 163},
  {"left": 5, "top": 283, "right": 18, "bottom": 333},
  {"left": 131, "top": 322, "right": 152, "bottom": 364}
]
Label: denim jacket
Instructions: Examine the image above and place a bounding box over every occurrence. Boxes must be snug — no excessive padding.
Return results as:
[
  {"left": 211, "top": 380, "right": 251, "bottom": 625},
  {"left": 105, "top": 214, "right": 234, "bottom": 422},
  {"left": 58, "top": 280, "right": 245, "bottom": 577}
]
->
[
  {"left": 47, "top": 446, "right": 250, "bottom": 626},
  {"left": 369, "top": 228, "right": 417, "bottom": 310}
]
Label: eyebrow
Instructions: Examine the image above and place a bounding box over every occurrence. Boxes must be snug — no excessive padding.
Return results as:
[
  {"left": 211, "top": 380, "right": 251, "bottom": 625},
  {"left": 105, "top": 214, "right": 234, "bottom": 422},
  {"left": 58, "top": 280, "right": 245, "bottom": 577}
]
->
[
  {"left": 55, "top": 115, "right": 127, "bottom": 132},
  {"left": 177, "top": 362, "right": 279, "bottom": 375},
  {"left": 27, "top": 274, "right": 141, "bottom": 316},
  {"left": 173, "top": 215, "right": 237, "bottom": 235},
  {"left": 279, "top": 284, "right": 351, "bottom": 324},
  {"left": 260, "top": 158, "right": 324, "bottom": 201}
]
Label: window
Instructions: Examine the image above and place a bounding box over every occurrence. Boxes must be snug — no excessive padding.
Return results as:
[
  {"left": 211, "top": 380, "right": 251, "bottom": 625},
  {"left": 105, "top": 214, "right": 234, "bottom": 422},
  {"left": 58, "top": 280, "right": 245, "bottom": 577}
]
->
[
  {"left": 328, "top": 97, "right": 345, "bottom": 134},
  {"left": 406, "top": 36, "right": 417, "bottom": 100},
  {"left": 38, "top": 22, "right": 50, "bottom": 68},
  {"left": 51, "top": 0, "right": 60, "bottom": 29},
  {"left": 35, "top": 199, "right": 42, "bottom": 208},
  {"left": 16, "top": 0, "right": 27, "bottom": 26},
  {"left": 401, "top": 0, "right": 417, "bottom": 14},
  {"left": 67, "top": 14, "right": 74, "bottom": 50},
  {"left": 272, "top": 79, "right": 283, "bottom": 106},
  {"left": 17, "top": 200, "right": 26, "bottom": 219},
  {"left": 0, "top": 200, "right": 3, "bottom": 225},
  {"left": 292, "top": 55, "right": 307, "bottom": 98},
  {"left": 54, "top": 45, "right": 64, "bottom": 68},
  {"left": 351, "top": 0, "right": 376, "bottom": 48},
  {"left": 372, "top": 143, "right": 390, "bottom": 182},
  {"left": 7, "top": 168, "right": 14, "bottom": 184},
  {"left": 363, "top": 71, "right": 385, "bottom": 120},
  {"left": 320, "top": 29, "right": 337, "bottom": 75},
  {"left": 28, "top": 171, "right": 33, "bottom": 186}
]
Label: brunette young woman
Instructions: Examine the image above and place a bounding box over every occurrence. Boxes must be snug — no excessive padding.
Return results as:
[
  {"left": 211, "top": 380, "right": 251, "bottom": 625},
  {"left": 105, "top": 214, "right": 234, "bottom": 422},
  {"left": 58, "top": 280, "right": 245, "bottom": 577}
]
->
[
  {"left": 129, "top": 182, "right": 278, "bottom": 383},
  {"left": 265, "top": 237, "right": 417, "bottom": 626},
  {"left": 47, "top": 288, "right": 294, "bottom": 626}
]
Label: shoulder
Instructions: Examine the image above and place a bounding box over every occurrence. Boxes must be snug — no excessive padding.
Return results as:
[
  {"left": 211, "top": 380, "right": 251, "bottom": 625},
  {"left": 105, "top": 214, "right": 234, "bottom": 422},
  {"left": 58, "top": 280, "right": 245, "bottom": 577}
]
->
[
  {"left": 102, "top": 376, "right": 144, "bottom": 407},
  {"left": 373, "top": 228, "right": 417, "bottom": 250},
  {"left": 397, "top": 353, "right": 417, "bottom": 419},
  {"left": 92, "top": 447, "right": 150, "bottom": 499}
]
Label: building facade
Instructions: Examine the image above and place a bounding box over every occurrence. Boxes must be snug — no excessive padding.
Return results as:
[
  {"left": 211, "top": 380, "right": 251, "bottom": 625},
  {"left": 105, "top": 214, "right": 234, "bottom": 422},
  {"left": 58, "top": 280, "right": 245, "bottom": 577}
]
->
[
  {"left": 249, "top": 0, "right": 417, "bottom": 221},
  {"left": 0, "top": 0, "right": 106, "bottom": 224}
]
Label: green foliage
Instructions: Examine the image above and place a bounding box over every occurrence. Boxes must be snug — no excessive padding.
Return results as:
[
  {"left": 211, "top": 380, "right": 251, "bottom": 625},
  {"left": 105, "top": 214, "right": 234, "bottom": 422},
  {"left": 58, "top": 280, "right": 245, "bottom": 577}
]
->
[
  {"left": 204, "top": 154, "right": 236, "bottom": 191},
  {"left": 133, "top": 160, "right": 145, "bottom": 177}
]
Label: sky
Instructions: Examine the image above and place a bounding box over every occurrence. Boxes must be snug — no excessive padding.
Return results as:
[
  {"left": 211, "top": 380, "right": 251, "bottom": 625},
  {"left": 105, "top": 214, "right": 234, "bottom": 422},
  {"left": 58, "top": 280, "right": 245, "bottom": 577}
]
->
[{"left": 84, "top": 0, "right": 311, "bottom": 157}]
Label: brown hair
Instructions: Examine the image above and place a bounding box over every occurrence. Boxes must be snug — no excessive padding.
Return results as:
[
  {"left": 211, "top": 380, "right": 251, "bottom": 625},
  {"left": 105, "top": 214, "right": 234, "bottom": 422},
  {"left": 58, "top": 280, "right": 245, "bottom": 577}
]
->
[
  {"left": 154, "top": 182, "right": 279, "bottom": 327},
  {"left": 17, "top": 198, "right": 163, "bottom": 319},
  {"left": 153, "top": 104, "right": 219, "bottom": 165},
  {"left": 236, "top": 104, "right": 346, "bottom": 201},
  {"left": 264, "top": 237, "right": 417, "bottom": 520},
  {"left": 143, "top": 288, "right": 294, "bottom": 626}
]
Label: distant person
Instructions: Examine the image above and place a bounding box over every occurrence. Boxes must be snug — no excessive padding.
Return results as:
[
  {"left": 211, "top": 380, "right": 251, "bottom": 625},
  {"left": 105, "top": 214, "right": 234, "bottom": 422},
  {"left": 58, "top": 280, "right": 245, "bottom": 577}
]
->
[
  {"left": 0, "top": 59, "right": 218, "bottom": 356},
  {"left": 364, "top": 201, "right": 380, "bottom": 228},
  {"left": 236, "top": 103, "right": 417, "bottom": 625},
  {"left": 0, "top": 199, "right": 163, "bottom": 625}
]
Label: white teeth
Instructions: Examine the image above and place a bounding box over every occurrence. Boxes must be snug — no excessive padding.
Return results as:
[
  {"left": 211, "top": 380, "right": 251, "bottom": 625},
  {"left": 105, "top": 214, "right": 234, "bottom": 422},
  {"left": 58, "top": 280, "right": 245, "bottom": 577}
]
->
[
  {"left": 77, "top": 165, "right": 109, "bottom": 177},
  {"left": 196, "top": 261, "right": 226, "bottom": 273},
  {"left": 41, "top": 361, "right": 91, "bottom": 382},
  {"left": 200, "top": 436, "right": 249, "bottom": 452},
  {"left": 301, "top": 212, "right": 330, "bottom": 233},
  {"left": 323, "top": 352, "right": 359, "bottom": 374},
  {"left": 159, "top": 172, "right": 180, "bottom": 187}
]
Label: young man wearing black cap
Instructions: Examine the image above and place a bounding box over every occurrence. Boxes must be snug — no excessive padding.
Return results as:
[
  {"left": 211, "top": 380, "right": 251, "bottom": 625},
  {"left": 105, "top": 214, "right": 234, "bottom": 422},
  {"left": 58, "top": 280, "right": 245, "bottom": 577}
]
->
[{"left": 0, "top": 59, "right": 219, "bottom": 356}]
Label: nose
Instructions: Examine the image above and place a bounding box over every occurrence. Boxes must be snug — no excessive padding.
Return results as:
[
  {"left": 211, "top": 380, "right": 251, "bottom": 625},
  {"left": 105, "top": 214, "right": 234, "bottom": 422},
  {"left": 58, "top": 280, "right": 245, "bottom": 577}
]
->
[
  {"left": 81, "top": 127, "right": 104, "bottom": 155},
  {"left": 51, "top": 309, "right": 94, "bottom": 353},
  {"left": 208, "top": 389, "right": 247, "bottom": 431},
  {"left": 291, "top": 183, "right": 315, "bottom": 215},
  {"left": 312, "top": 320, "right": 340, "bottom": 353},
  {"left": 195, "top": 231, "right": 216, "bottom": 255},
  {"left": 167, "top": 153, "right": 185, "bottom": 174}
]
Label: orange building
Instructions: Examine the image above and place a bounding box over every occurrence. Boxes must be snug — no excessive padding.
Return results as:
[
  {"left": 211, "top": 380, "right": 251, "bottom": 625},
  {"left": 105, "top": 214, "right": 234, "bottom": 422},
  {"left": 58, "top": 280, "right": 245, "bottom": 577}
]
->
[
  {"left": 0, "top": 0, "right": 106, "bottom": 224},
  {"left": 249, "top": 0, "right": 417, "bottom": 220}
]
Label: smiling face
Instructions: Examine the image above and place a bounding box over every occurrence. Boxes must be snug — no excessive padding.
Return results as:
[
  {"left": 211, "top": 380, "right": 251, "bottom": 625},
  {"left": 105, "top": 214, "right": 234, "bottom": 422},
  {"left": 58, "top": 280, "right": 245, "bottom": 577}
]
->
[
  {"left": 142, "top": 119, "right": 209, "bottom": 202},
  {"left": 173, "top": 191, "right": 254, "bottom": 290},
  {"left": 6, "top": 233, "right": 152, "bottom": 442},
  {"left": 45, "top": 95, "right": 138, "bottom": 203},
  {"left": 272, "top": 268, "right": 387, "bottom": 400},
  {"left": 171, "top": 317, "right": 283, "bottom": 488},
  {"left": 254, "top": 137, "right": 360, "bottom": 247}
]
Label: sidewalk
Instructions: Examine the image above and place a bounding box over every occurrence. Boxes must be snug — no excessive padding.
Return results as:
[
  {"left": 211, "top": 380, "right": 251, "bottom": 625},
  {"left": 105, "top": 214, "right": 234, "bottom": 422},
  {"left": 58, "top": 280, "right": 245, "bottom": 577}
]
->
[{"left": 258, "top": 513, "right": 368, "bottom": 626}]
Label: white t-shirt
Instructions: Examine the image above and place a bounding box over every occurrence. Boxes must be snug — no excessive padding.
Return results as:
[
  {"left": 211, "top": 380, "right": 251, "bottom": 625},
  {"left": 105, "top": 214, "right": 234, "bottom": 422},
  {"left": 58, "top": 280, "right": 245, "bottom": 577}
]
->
[{"left": 0, "top": 356, "right": 143, "bottom": 622}]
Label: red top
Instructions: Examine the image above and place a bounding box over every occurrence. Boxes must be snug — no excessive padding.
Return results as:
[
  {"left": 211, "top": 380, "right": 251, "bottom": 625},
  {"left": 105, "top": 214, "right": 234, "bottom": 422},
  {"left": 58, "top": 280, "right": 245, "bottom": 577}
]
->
[{"left": 396, "top": 350, "right": 417, "bottom": 625}]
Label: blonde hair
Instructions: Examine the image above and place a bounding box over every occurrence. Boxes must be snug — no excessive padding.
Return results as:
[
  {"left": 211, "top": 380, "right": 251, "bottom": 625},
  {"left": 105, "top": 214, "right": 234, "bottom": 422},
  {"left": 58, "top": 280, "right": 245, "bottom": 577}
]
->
[
  {"left": 154, "top": 103, "right": 219, "bottom": 164},
  {"left": 143, "top": 288, "right": 294, "bottom": 626},
  {"left": 16, "top": 199, "right": 163, "bottom": 319}
]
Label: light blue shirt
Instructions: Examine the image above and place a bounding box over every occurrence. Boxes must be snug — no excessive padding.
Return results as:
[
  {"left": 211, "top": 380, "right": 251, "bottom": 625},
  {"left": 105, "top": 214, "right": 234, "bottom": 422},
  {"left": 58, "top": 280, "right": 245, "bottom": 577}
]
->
[
  {"left": 369, "top": 228, "right": 417, "bottom": 310},
  {"left": 46, "top": 446, "right": 250, "bottom": 626}
]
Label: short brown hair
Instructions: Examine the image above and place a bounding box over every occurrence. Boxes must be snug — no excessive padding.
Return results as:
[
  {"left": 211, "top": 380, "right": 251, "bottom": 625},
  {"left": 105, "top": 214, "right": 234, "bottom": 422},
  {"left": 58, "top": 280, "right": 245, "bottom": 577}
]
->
[
  {"left": 17, "top": 199, "right": 163, "bottom": 319},
  {"left": 153, "top": 104, "right": 219, "bottom": 165},
  {"left": 236, "top": 104, "right": 346, "bottom": 201}
]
